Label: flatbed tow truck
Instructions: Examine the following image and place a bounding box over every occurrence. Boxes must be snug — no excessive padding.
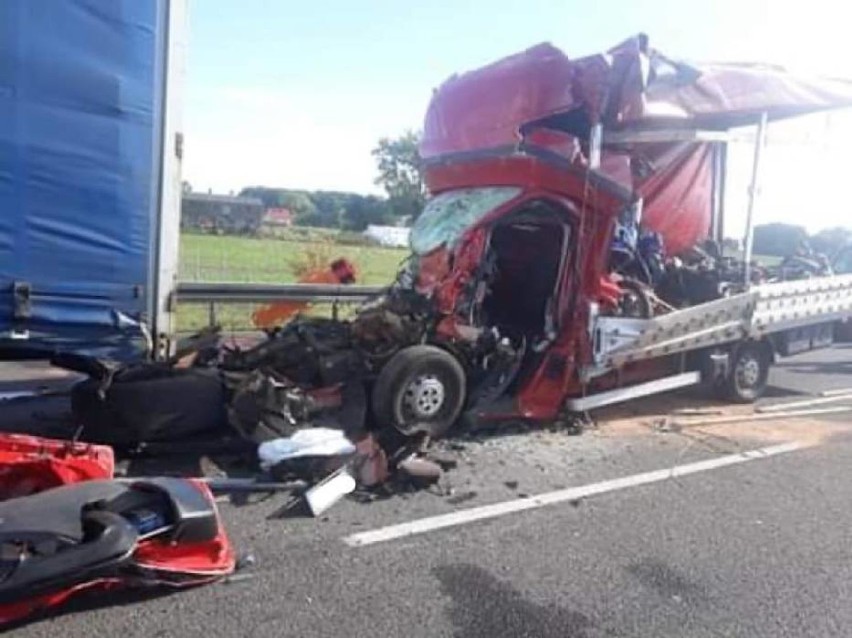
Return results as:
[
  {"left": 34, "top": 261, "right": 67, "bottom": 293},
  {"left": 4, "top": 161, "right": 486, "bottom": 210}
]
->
[
  {"left": 332, "top": 35, "right": 852, "bottom": 437},
  {"left": 165, "top": 35, "right": 852, "bottom": 443}
]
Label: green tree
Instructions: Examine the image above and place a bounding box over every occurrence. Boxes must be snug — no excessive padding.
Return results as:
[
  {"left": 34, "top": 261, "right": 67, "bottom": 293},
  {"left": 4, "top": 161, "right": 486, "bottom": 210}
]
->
[
  {"left": 372, "top": 131, "right": 425, "bottom": 222},
  {"left": 277, "top": 191, "right": 317, "bottom": 223},
  {"left": 752, "top": 223, "right": 808, "bottom": 257},
  {"left": 810, "top": 226, "right": 852, "bottom": 257},
  {"left": 341, "top": 195, "right": 391, "bottom": 231}
]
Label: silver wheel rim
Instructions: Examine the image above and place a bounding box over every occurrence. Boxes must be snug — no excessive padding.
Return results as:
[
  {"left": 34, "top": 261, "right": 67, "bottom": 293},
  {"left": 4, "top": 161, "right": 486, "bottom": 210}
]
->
[
  {"left": 736, "top": 355, "right": 761, "bottom": 388},
  {"left": 403, "top": 374, "right": 445, "bottom": 418}
]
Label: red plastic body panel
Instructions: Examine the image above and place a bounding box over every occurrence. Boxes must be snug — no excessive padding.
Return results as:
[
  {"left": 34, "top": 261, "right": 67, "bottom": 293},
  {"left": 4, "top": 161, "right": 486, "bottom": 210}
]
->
[
  {"left": 0, "top": 479, "right": 235, "bottom": 627},
  {"left": 0, "top": 433, "right": 114, "bottom": 500}
]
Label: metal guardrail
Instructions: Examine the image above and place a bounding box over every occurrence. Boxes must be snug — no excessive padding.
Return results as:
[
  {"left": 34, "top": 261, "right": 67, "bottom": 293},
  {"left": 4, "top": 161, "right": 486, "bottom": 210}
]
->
[
  {"left": 172, "top": 282, "right": 387, "bottom": 328},
  {"left": 174, "top": 282, "right": 385, "bottom": 305}
]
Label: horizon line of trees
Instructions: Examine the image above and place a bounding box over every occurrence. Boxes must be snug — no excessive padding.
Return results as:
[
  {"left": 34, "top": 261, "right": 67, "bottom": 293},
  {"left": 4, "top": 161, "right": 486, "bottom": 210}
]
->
[
  {"left": 752, "top": 223, "right": 852, "bottom": 257},
  {"left": 240, "top": 131, "right": 425, "bottom": 232},
  {"left": 187, "top": 129, "right": 852, "bottom": 248}
]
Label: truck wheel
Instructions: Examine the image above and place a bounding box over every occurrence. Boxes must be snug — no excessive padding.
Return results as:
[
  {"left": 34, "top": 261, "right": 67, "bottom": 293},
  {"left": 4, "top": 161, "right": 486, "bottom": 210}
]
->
[
  {"left": 372, "top": 345, "right": 466, "bottom": 438},
  {"left": 723, "top": 342, "right": 771, "bottom": 403}
]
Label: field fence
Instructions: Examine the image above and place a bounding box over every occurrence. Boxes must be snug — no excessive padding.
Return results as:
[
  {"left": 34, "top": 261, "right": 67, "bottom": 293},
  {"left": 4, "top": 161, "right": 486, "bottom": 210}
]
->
[
  {"left": 178, "top": 249, "right": 292, "bottom": 284},
  {"left": 176, "top": 243, "right": 372, "bottom": 333}
]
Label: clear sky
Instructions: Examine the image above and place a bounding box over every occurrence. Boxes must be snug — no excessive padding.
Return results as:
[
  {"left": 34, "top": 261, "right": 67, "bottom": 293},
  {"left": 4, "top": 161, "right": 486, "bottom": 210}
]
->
[{"left": 183, "top": 0, "right": 852, "bottom": 236}]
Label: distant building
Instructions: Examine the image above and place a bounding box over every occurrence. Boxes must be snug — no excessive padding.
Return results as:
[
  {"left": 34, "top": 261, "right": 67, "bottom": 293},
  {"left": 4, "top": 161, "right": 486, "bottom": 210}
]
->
[
  {"left": 264, "top": 207, "right": 295, "bottom": 226},
  {"left": 181, "top": 193, "right": 265, "bottom": 235},
  {"left": 364, "top": 225, "right": 411, "bottom": 248}
]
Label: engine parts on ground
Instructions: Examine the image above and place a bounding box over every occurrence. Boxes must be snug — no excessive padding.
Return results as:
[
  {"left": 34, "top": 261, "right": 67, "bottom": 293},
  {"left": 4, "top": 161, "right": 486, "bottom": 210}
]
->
[
  {"left": 0, "top": 433, "right": 114, "bottom": 500},
  {"left": 351, "top": 290, "right": 431, "bottom": 363},
  {"left": 0, "top": 477, "right": 235, "bottom": 627},
  {"left": 227, "top": 369, "right": 367, "bottom": 443},
  {"left": 228, "top": 369, "right": 319, "bottom": 442},
  {"left": 222, "top": 317, "right": 355, "bottom": 386}
]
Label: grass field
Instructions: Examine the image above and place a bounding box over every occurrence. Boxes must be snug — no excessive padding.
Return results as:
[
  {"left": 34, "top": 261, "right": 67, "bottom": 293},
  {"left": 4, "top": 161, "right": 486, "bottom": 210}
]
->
[{"left": 176, "top": 233, "right": 409, "bottom": 332}]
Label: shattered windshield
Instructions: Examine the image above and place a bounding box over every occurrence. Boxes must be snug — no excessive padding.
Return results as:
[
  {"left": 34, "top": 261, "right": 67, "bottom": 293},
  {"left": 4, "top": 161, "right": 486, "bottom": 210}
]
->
[{"left": 410, "top": 187, "right": 521, "bottom": 255}]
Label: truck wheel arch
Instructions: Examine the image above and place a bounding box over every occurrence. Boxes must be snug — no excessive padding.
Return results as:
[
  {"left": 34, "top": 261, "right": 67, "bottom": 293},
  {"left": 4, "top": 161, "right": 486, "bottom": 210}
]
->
[{"left": 371, "top": 344, "right": 467, "bottom": 438}]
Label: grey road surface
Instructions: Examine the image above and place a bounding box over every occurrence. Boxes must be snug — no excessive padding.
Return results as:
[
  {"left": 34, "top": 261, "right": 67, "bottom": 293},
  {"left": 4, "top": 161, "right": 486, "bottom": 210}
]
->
[{"left": 3, "top": 344, "right": 852, "bottom": 637}]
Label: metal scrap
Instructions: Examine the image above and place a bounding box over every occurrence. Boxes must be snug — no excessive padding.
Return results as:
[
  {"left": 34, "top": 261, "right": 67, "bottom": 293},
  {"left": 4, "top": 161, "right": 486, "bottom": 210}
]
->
[{"left": 397, "top": 456, "right": 443, "bottom": 488}]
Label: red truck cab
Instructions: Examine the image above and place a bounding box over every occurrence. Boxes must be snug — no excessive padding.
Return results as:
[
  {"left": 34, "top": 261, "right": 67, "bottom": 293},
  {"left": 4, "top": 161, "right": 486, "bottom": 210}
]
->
[{"left": 363, "top": 37, "right": 852, "bottom": 438}]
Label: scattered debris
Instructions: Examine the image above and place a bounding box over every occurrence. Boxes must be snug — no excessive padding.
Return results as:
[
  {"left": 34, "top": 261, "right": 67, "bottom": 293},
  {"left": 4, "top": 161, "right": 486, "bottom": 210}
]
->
[
  {"left": 432, "top": 456, "right": 459, "bottom": 472},
  {"left": 446, "top": 491, "right": 478, "bottom": 505},
  {"left": 0, "top": 432, "right": 114, "bottom": 500},
  {"left": 557, "top": 412, "right": 594, "bottom": 435},
  {"left": 652, "top": 418, "right": 683, "bottom": 433},
  {"left": 352, "top": 434, "right": 390, "bottom": 487},
  {"left": 205, "top": 477, "right": 307, "bottom": 495},
  {"left": 222, "top": 573, "right": 256, "bottom": 585},
  {"left": 397, "top": 456, "right": 443, "bottom": 488},
  {"left": 671, "top": 407, "right": 725, "bottom": 416},
  {"left": 304, "top": 466, "right": 357, "bottom": 517},
  {"left": 236, "top": 552, "right": 257, "bottom": 570}
]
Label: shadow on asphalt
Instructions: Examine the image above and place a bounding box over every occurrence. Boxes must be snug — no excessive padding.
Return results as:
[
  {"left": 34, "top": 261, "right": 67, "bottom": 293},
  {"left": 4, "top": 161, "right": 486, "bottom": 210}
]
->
[
  {"left": 2, "top": 586, "right": 178, "bottom": 632},
  {"left": 627, "top": 558, "right": 708, "bottom": 605},
  {"left": 434, "top": 563, "right": 595, "bottom": 638}
]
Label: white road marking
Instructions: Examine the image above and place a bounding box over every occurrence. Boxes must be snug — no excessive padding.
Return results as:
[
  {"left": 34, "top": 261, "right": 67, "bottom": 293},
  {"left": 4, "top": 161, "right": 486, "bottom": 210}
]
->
[
  {"left": 757, "top": 394, "right": 852, "bottom": 413},
  {"left": 821, "top": 387, "right": 852, "bottom": 397},
  {"left": 677, "top": 406, "right": 852, "bottom": 426},
  {"left": 343, "top": 441, "right": 804, "bottom": 547}
]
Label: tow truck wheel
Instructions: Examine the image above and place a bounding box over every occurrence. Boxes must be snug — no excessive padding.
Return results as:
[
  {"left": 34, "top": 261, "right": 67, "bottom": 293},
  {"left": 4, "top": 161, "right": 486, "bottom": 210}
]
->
[
  {"left": 372, "top": 345, "right": 466, "bottom": 438},
  {"left": 723, "top": 342, "right": 771, "bottom": 403}
]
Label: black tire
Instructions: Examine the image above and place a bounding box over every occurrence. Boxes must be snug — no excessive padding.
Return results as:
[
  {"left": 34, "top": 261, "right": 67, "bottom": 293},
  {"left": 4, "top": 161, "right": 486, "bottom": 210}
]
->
[
  {"left": 371, "top": 345, "right": 466, "bottom": 438},
  {"left": 722, "top": 342, "right": 771, "bottom": 403}
]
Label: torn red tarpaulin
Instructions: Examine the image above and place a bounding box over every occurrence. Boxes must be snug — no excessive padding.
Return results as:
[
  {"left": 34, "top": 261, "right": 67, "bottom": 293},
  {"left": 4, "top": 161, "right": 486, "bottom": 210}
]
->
[
  {"left": 0, "top": 433, "right": 114, "bottom": 500},
  {"left": 421, "top": 34, "right": 852, "bottom": 254},
  {"left": 602, "top": 142, "right": 715, "bottom": 254},
  {"left": 422, "top": 34, "right": 852, "bottom": 158}
]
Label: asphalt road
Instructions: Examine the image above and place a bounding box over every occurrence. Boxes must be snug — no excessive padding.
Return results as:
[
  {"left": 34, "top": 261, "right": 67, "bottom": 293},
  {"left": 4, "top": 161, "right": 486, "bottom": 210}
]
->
[{"left": 4, "top": 344, "right": 852, "bottom": 637}]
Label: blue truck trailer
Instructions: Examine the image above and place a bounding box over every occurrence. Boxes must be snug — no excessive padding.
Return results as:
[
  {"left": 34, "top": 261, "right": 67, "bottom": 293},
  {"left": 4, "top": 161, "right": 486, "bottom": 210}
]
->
[{"left": 0, "top": 0, "right": 186, "bottom": 360}]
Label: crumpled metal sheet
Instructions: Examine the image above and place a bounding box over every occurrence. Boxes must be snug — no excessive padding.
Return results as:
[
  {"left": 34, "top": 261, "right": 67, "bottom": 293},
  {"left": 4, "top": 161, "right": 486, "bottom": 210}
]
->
[
  {"left": 422, "top": 34, "right": 852, "bottom": 160},
  {"left": 420, "top": 34, "right": 852, "bottom": 256}
]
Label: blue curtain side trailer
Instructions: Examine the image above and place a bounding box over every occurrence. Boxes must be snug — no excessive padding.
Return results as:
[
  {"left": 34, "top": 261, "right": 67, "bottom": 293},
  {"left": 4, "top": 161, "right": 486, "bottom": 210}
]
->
[{"left": 0, "top": 0, "right": 186, "bottom": 361}]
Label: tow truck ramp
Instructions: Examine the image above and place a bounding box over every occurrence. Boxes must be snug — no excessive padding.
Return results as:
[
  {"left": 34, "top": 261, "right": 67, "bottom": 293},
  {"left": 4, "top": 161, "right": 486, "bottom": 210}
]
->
[{"left": 588, "top": 274, "right": 852, "bottom": 374}]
